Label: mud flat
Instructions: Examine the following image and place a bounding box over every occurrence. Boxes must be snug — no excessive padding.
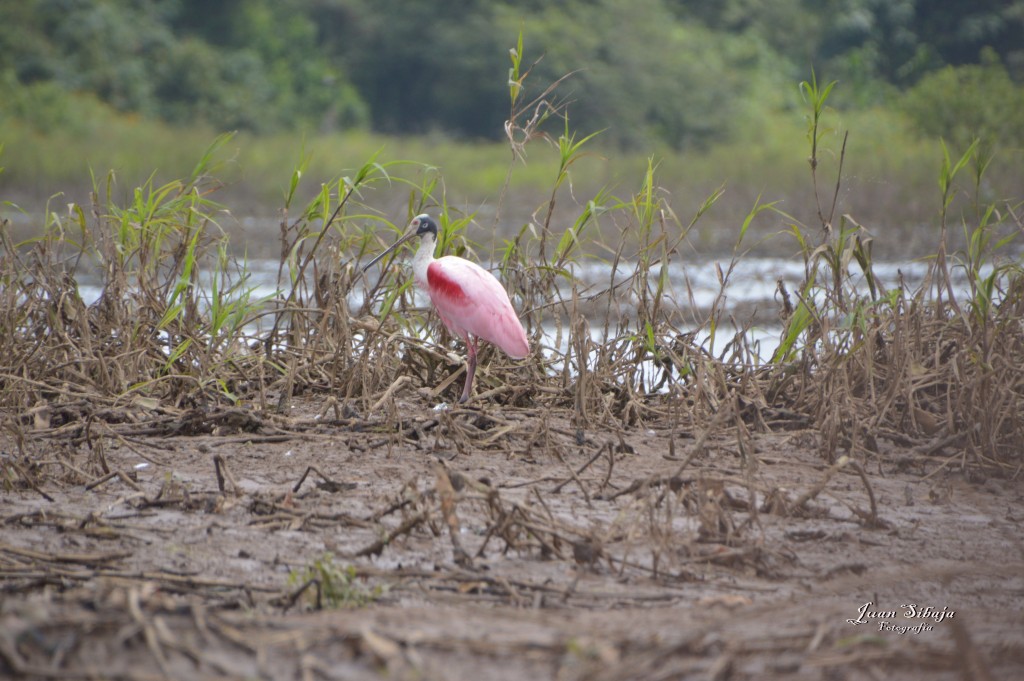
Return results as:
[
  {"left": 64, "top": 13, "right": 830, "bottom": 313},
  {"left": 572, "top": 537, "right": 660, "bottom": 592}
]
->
[{"left": 2, "top": 396, "right": 1022, "bottom": 680}]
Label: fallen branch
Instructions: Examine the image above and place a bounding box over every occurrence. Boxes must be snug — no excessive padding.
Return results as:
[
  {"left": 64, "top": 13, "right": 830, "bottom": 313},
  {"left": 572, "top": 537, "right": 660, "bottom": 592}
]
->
[
  {"left": 292, "top": 465, "right": 357, "bottom": 494},
  {"left": 213, "top": 453, "right": 241, "bottom": 497},
  {"left": 354, "top": 511, "right": 429, "bottom": 558},
  {"left": 85, "top": 469, "right": 143, "bottom": 493}
]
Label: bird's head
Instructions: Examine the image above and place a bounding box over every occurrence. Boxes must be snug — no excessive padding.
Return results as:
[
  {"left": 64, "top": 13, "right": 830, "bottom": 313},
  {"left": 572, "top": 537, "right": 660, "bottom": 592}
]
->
[
  {"left": 363, "top": 214, "right": 438, "bottom": 272},
  {"left": 411, "top": 214, "right": 438, "bottom": 238}
]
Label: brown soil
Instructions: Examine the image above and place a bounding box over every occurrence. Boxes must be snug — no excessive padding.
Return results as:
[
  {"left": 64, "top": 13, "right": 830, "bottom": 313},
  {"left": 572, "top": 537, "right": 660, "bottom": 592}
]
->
[{"left": 2, "top": 396, "right": 1022, "bottom": 680}]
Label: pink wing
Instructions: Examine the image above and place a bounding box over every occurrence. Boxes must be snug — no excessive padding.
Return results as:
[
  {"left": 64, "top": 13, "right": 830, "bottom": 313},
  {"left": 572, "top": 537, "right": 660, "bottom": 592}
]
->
[{"left": 426, "top": 257, "right": 529, "bottom": 358}]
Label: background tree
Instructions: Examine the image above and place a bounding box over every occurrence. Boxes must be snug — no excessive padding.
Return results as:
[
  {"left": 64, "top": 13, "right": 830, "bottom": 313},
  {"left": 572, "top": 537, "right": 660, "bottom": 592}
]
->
[{"left": 2, "top": 0, "right": 1022, "bottom": 146}]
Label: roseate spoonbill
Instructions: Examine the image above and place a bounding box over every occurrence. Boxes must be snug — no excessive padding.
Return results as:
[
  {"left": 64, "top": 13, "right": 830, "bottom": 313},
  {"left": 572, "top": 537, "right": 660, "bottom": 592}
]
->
[{"left": 363, "top": 214, "right": 530, "bottom": 403}]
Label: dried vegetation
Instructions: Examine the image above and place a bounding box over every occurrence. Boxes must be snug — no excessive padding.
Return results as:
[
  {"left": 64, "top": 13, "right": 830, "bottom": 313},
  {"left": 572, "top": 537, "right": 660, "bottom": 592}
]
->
[{"left": 2, "top": 79, "right": 1021, "bottom": 473}]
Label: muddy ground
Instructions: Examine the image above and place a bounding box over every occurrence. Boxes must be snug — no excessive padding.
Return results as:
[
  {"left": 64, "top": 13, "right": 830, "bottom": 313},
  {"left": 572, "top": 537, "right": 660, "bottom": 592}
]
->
[{"left": 2, "top": 395, "right": 1022, "bottom": 680}]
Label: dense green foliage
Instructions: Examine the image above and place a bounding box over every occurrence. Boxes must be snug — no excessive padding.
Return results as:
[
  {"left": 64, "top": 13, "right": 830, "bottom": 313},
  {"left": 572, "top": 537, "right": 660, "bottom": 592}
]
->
[
  {"left": 1, "top": 0, "right": 1022, "bottom": 149},
  {"left": 0, "top": 0, "right": 367, "bottom": 133}
]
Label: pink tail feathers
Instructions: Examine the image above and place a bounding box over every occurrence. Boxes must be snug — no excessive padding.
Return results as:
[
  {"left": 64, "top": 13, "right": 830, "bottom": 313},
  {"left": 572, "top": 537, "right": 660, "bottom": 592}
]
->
[{"left": 496, "top": 312, "right": 530, "bottom": 359}]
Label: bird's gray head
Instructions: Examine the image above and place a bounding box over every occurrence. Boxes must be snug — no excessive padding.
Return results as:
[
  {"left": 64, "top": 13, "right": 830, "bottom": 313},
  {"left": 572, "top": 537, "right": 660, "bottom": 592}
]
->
[
  {"left": 412, "top": 214, "right": 438, "bottom": 238},
  {"left": 361, "top": 214, "right": 439, "bottom": 272}
]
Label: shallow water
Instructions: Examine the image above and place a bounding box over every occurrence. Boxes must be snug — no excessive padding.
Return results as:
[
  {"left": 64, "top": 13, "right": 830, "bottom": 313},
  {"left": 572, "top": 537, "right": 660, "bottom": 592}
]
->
[
  {"left": 74, "top": 255, "right": 942, "bottom": 312},
  {"left": 72, "top": 254, "right": 979, "bottom": 369}
]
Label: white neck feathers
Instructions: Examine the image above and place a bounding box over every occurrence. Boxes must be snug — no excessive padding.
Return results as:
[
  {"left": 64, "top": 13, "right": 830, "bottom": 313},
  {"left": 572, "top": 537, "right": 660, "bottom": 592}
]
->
[{"left": 411, "top": 231, "right": 438, "bottom": 289}]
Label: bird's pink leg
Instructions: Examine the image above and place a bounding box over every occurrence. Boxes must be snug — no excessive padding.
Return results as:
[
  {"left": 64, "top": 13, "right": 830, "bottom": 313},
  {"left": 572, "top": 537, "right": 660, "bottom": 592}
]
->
[{"left": 459, "top": 336, "right": 478, "bottom": 403}]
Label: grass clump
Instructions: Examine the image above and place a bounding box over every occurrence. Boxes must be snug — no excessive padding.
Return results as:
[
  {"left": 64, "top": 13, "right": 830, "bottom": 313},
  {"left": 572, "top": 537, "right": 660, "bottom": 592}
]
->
[
  {"left": 286, "top": 553, "right": 385, "bottom": 610},
  {"left": 0, "top": 133, "right": 276, "bottom": 412},
  {"left": 765, "top": 74, "right": 1023, "bottom": 466}
]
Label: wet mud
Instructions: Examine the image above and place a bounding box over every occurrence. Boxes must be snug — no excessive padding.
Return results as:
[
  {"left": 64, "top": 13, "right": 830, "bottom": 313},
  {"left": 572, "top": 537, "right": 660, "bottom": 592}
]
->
[{"left": 2, "top": 397, "right": 1022, "bottom": 680}]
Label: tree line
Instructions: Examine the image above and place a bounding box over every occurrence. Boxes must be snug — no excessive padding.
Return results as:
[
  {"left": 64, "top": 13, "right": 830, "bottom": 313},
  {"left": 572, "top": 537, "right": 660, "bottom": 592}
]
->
[{"left": 1, "top": 0, "right": 1022, "bottom": 149}]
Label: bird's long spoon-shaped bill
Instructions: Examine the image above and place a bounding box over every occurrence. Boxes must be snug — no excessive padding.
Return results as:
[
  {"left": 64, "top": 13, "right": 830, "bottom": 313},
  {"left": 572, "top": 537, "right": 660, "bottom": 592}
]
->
[{"left": 362, "top": 230, "right": 418, "bottom": 272}]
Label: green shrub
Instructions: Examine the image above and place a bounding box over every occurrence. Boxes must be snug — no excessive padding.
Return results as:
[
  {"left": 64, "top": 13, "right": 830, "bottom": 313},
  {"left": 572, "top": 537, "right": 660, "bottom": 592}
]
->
[{"left": 901, "top": 50, "right": 1024, "bottom": 150}]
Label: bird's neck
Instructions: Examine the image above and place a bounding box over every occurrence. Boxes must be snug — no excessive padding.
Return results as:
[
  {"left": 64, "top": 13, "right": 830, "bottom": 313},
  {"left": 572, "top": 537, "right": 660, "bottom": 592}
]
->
[{"left": 411, "top": 232, "right": 437, "bottom": 289}]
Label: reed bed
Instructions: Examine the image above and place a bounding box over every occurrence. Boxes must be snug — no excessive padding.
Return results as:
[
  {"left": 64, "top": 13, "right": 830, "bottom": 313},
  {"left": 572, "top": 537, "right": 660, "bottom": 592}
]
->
[{"left": 1, "top": 74, "right": 1021, "bottom": 481}]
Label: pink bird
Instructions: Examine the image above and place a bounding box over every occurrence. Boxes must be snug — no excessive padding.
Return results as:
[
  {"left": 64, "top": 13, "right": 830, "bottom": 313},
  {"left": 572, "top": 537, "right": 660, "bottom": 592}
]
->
[{"left": 364, "top": 214, "right": 530, "bottom": 403}]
